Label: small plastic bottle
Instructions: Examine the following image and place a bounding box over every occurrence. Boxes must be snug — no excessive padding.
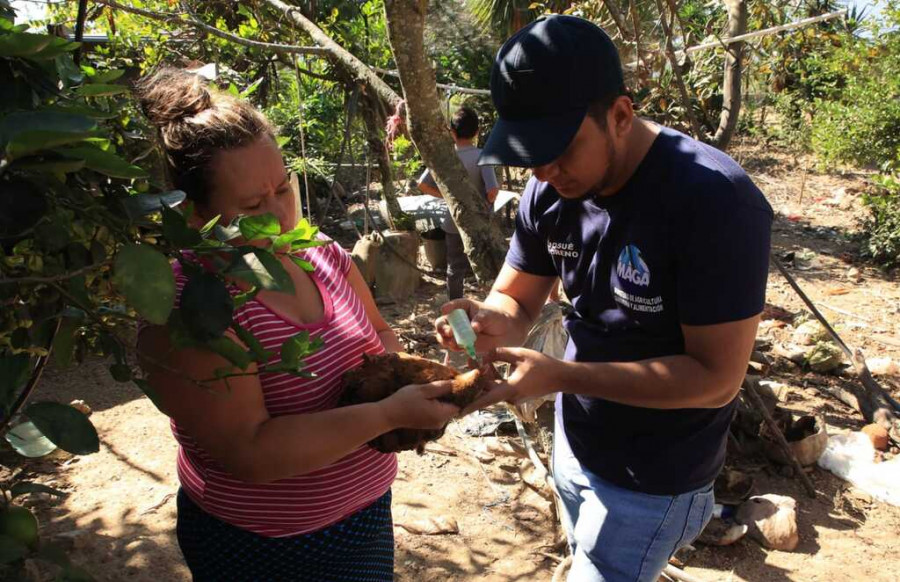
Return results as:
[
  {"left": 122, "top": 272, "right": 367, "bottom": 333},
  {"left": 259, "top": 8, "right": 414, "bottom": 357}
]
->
[{"left": 446, "top": 308, "right": 478, "bottom": 361}]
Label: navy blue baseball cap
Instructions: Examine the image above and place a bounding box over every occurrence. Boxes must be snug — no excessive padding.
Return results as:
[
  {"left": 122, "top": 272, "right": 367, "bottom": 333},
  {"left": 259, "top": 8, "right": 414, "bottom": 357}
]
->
[{"left": 479, "top": 15, "right": 624, "bottom": 168}]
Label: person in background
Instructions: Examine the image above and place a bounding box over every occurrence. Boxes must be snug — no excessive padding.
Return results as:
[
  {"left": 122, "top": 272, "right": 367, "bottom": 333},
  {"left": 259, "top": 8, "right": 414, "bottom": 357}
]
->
[
  {"left": 418, "top": 106, "right": 500, "bottom": 300},
  {"left": 136, "top": 68, "right": 459, "bottom": 582}
]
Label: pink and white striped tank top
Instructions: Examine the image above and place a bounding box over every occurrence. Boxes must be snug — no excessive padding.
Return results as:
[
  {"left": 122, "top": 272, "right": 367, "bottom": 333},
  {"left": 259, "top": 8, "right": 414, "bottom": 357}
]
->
[{"left": 171, "top": 238, "right": 397, "bottom": 537}]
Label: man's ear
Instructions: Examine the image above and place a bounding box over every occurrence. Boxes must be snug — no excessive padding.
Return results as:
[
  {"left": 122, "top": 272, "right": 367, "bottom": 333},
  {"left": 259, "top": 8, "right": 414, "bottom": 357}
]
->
[{"left": 609, "top": 96, "right": 634, "bottom": 138}]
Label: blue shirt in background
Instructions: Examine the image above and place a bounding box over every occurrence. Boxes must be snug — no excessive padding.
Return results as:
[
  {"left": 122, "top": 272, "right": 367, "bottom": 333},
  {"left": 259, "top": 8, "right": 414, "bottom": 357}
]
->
[{"left": 507, "top": 126, "right": 773, "bottom": 495}]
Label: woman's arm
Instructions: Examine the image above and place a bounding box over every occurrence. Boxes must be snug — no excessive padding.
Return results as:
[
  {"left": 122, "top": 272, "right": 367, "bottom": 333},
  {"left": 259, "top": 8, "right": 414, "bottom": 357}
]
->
[
  {"left": 138, "top": 326, "right": 456, "bottom": 483},
  {"left": 347, "top": 262, "right": 404, "bottom": 353}
]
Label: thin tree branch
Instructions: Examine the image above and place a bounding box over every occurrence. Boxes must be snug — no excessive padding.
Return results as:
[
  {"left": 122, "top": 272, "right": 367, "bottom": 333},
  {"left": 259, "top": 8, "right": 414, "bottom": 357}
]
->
[
  {"left": 601, "top": 0, "right": 633, "bottom": 41},
  {"left": 92, "top": 0, "right": 182, "bottom": 21},
  {"left": 0, "top": 261, "right": 112, "bottom": 286},
  {"left": 743, "top": 377, "right": 817, "bottom": 498},
  {"left": 622, "top": 8, "right": 848, "bottom": 69},
  {"left": 262, "top": 0, "right": 402, "bottom": 108},
  {"left": 295, "top": 63, "right": 336, "bottom": 82},
  {"left": 0, "top": 321, "right": 59, "bottom": 434},
  {"left": 179, "top": 1, "right": 328, "bottom": 56},
  {"left": 95, "top": 0, "right": 490, "bottom": 97},
  {"left": 653, "top": 0, "right": 703, "bottom": 138},
  {"left": 315, "top": 89, "right": 360, "bottom": 225},
  {"left": 630, "top": 0, "right": 643, "bottom": 66},
  {"left": 44, "top": 281, "right": 215, "bottom": 394},
  {"left": 95, "top": 0, "right": 327, "bottom": 56},
  {"left": 73, "top": 0, "right": 88, "bottom": 65}
]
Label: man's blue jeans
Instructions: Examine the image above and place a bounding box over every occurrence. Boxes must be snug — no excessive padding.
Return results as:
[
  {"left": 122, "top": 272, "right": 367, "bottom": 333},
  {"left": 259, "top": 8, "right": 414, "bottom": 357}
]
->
[{"left": 553, "top": 411, "right": 715, "bottom": 582}]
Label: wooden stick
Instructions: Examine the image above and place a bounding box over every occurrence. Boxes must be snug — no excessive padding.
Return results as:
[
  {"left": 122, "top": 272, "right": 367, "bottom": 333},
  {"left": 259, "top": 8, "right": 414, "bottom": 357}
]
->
[
  {"left": 871, "top": 335, "right": 900, "bottom": 349},
  {"left": 0, "top": 320, "right": 59, "bottom": 433},
  {"left": 797, "top": 156, "right": 810, "bottom": 204},
  {"left": 743, "top": 378, "right": 817, "bottom": 498},
  {"left": 663, "top": 564, "right": 708, "bottom": 582},
  {"left": 771, "top": 255, "right": 900, "bottom": 420},
  {"left": 808, "top": 381, "right": 861, "bottom": 414},
  {"left": 532, "top": 550, "right": 563, "bottom": 564}
]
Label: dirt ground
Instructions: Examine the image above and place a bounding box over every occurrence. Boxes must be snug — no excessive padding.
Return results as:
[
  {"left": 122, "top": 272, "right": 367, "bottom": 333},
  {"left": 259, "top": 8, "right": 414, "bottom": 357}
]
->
[{"left": 4, "top": 141, "right": 900, "bottom": 581}]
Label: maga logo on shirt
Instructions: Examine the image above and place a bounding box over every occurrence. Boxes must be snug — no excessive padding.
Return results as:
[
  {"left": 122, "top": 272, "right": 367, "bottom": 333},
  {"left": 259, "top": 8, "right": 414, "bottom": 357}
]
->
[{"left": 616, "top": 244, "right": 650, "bottom": 287}]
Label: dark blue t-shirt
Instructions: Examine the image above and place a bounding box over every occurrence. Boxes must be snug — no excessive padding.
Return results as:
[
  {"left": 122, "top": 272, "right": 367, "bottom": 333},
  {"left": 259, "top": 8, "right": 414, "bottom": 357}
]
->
[{"left": 507, "top": 127, "right": 773, "bottom": 495}]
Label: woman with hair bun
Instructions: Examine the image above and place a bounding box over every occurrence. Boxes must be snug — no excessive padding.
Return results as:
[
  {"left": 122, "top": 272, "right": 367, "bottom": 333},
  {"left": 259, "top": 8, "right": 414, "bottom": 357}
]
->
[{"left": 135, "top": 68, "right": 458, "bottom": 581}]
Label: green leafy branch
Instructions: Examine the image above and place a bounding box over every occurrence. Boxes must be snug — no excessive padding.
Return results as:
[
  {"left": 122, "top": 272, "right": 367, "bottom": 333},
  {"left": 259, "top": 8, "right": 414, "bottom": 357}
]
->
[{"left": 0, "top": 18, "right": 330, "bottom": 578}]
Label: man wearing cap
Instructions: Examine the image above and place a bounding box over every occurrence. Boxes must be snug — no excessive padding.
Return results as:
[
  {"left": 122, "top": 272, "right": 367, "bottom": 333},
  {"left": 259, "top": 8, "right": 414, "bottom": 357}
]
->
[{"left": 434, "top": 14, "right": 773, "bottom": 582}]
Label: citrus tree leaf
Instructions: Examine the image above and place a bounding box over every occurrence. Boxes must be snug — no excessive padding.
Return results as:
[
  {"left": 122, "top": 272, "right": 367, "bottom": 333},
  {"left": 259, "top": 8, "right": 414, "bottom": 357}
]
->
[
  {"left": 204, "top": 336, "right": 253, "bottom": 370},
  {"left": 225, "top": 249, "right": 294, "bottom": 294},
  {"left": 231, "top": 321, "right": 271, "bottom": 362},
  {"left": 199, "top": 214, "right": 221, "bottom": 234},
  {"left": 289, "top": 256, "right": 315, "bottom": 272},
  {"left": 0, "top": 31, "right": 53, "bottom": 57},
  {"left": 251, "top": 250, "right": 294, "bottom": 294},
  {"left": 13, "top": 158, "right": 86, "bottom": 175},
  {"left": 113, "top": 244, "right": 175, "bottom": 325},
  {"left": 0, "top": 534, "right": 28, "bottom": 564},
  {"left": 279, "top": 331, "right": 323, "bottom": 368},
  {"left": 238, "top": 213, "right": 280, "bottom": 240},
  {"left": 180, "top": 273, "right": 234, "bottom": 342},
  {"left": 54, "top": 146, "right": 147, "bottom": 179},
  {"left": 24, "top": 402, "right": 99, "bottom": 455},
  {"left": 75, "top": 83, "right": 128, "bottom": 97},
  {"left": 160, "top": 205, "right": 202, "bottom": 248},
  {"left": 273, "top": 218, "right": 320, "bottom": 248},
  {"left": 0, "top": 353, "right": 32, "bottom": 416},
  {"left": 32, "top": 37, "right": 79, "bottom": 60},
  {"left": 43, "top": 103, "right": 118, "bottom": 120},
  {"left": 0, "top": 111, "right": 96, "bottom": 146},
  {"left": 59, "top": 564, "right": 95, "bottom": 581},
  {"left": 213, "top": 217, "right": 242, "bottom": 242},
  {"left": 109, "top": 363, "right": 132, "bottom": 382},
  {"left": 6, "top": 129, "right": 100, "bottom": 160},
  {"left": 133, "top": 379, "right": 168, "bottom": 415},
  {"left": 35, "top": 541, "right": 70, "bottom": 568},
  {"left": 50, "top": 317, "right": 80, "bottom": 369},
  {"left": 120, "top": 190, "right": 186, "bottom": 220},
  {"left": 91, "top": 69, "right": 125, "bottom": 83}
]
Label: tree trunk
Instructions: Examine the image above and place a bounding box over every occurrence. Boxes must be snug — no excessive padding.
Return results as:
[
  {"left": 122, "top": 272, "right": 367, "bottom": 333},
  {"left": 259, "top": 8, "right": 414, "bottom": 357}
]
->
[
  {"left": 260, "top": 0, "right": 407, "bottom": 227},
  {"left": 383, "top": 0, "right": 505, "bottom": 283},
  {"left": 711, "top": 0, "right": 748, "bottom": 150},
  {"left": 262, "top": 0, "right": 402, "bottom": 111},
  {"left": 360, "top": 93, "right": 403, "bottom": 228},
  {"left": 601, "top": 0, "right": 633, "bottom": 41},
  {"left": 655, "top": 0, "right": 703, "bottom": 139}
]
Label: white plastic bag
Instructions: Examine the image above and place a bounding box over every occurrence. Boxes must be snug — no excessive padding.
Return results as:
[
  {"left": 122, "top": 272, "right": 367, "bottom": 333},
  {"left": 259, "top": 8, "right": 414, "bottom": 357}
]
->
[
  {"left": 515, "top": 302, "right": 568, "bottom": 422},
  {"left": 817, "top": 432, "right": 900, "bottom": 506}
]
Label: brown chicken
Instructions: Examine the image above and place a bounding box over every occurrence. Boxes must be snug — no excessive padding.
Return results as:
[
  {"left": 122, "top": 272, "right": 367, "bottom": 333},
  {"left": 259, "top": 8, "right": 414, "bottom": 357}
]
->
[{"left": 339, "top": 352, "right": 496, "bottom": 453}]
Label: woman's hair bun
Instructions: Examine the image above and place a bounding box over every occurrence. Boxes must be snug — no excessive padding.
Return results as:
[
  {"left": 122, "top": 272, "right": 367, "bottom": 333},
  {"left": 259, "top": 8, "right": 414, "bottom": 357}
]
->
[{"left": 136, "top": 67, "right": 214, "bottom": 127}]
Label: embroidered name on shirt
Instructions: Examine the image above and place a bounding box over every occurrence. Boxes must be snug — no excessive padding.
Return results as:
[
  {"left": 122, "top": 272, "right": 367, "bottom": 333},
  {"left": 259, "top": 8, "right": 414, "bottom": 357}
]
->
[
  {"left": 616, "top": 244, "right": 650, "bottom": 287},
  {"left": 548, "top": 241, "right": 579, "bottom": 258}
]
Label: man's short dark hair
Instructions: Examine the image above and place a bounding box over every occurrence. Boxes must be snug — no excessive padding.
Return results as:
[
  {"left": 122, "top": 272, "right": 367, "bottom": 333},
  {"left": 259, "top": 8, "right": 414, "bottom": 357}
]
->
[
  {"left": 451, "top": 107, "right": 479, "bottom": 139},
  {"left": 587, "top": 85, "right": 630, "bottom": 129}
]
